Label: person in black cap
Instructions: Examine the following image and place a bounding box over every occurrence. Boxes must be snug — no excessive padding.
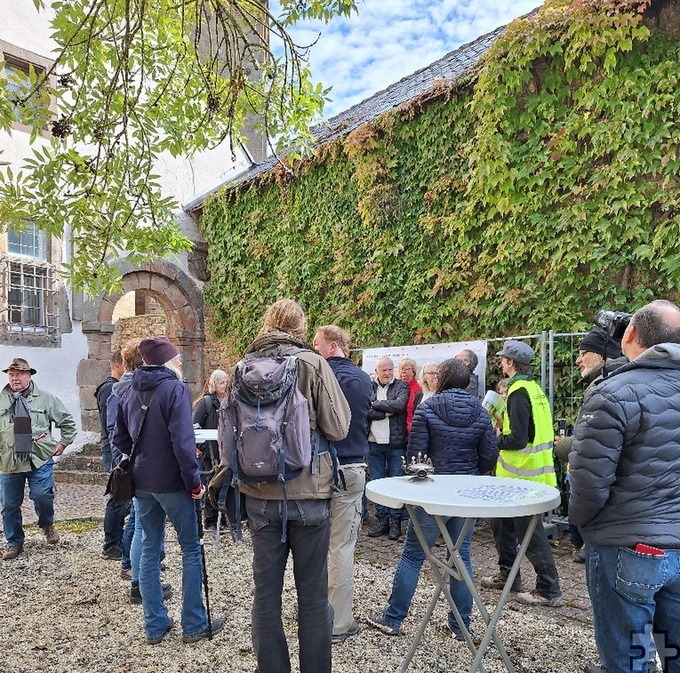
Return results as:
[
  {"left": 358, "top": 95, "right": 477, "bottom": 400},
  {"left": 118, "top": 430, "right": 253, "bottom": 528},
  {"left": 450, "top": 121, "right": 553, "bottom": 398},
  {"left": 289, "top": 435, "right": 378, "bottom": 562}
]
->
[
  {"left": 554, "top": 327, "right": 625, "bottom": 565},
  {"left": 480, "top": 340, "right": 563, "bottom": 607},
  {"left": 114, "top": 336, "right": 224, "bottom": 644}
]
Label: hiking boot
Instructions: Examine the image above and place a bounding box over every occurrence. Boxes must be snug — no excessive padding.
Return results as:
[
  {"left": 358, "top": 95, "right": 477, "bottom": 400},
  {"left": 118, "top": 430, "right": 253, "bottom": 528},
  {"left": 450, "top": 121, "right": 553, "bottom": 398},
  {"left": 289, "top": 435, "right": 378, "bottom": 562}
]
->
[
  {"left": 572, "top": 547, "right": 586, "bottom": 564},
  {"left": 42, "top": 525, "right": 59, "bottom": 545},
  {"left": 120, "top": 567, "right": 132, "bottom": 580},
  {"left": 101, "top": 546, "right": 122, "bottom": 560},
  {"left": 480, "top": 574, "right": 523, "bottom": 593},
  {"left": 388, "top": 518, "right": 401, "bottom": 541},
  {"left": 516, "top": 590, "right": 563, "bottom": 608},
  {"left": 2, "top": 545, "right": 23, "bottom": 560},
  {"left": 366, "top": 612, "right": 401, "bottom": 636},
  {"left": 146, "top": 618, "right": 174, "bottom": 645},
  {"left": 130, "top": 581, "right": 174, "bottom": 605},
  {"left": 583, "top": 665, "right": 606, "bottom": 673},
  {"left": 332, "top": 619, "right": 361, "bottom": 644},
  {"left": 368, "top": 520, "right": 389, "bottom": 538},
  {"left": 182, "top": 617, "right": 225, "bottom": 643}
]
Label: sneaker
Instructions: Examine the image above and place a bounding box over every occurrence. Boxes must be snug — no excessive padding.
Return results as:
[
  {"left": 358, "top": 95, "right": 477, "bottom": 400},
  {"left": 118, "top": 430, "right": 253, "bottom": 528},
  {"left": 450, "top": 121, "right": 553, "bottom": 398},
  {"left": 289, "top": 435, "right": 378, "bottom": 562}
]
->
[
  {"left": 146, "top": 618, "right": 175, "bottom": 645},
  {"left": 42, "top": 525, "right": 59, "bottom": 545},
  {"left": 120, "top": 567, "right": 132, "bottom": 580},
  {"left": 101, "top": 547, "right": 122, "bottom": 560},
  {"left": 572, "top": 547, "right": 586, "bottom": 564},
  {"left": 366, "top": 613, "right": 401, "bottom": 636},
  {"left": 182, "top": 617, "right": 225, "bottom": 643},
  {"left": 388, "top": 518, "right": 401, "bottom": 541},
  {"left": 480, "top": 574, "right": 523, "bottom": 593},
  {"left": 130, "top": 582, "right": 174, "bottom": 605},
  {"left": 444, "top": 622, "right": 482, "bottom": 646},
  {"left": 2, "top": 545, "right": 23, "bottom": 560},
  {"left": 367, "top": 520, "right": 389, "bottom": 538},
  {"left": 516, "top": 590, "right": 563, "bottom": 608},
  {"left": 332, "top": 620, "right": 361, "bottom": 644}
]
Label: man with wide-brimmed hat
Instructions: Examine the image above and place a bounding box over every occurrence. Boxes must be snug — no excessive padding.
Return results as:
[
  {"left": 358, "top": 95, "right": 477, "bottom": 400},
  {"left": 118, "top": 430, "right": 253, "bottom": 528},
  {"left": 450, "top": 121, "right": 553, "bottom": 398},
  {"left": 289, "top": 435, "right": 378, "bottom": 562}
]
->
[{"left": 0, "top": 357, "right": 77, "bottom": 560}]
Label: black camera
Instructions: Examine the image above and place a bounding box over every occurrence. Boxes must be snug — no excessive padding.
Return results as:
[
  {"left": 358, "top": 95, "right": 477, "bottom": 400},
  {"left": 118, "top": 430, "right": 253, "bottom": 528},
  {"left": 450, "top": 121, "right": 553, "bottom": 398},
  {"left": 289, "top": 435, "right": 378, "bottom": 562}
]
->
[{"left": 594, "top": 310, "right": 633, "bottom": 341}]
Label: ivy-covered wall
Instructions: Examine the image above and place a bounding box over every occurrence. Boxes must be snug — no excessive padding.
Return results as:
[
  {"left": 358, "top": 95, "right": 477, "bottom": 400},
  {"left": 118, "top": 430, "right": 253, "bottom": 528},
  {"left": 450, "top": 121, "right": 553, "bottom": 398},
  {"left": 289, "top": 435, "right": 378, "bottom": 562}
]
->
[{"left": 201, "top": 0, "right": 680, "bottom": 359}]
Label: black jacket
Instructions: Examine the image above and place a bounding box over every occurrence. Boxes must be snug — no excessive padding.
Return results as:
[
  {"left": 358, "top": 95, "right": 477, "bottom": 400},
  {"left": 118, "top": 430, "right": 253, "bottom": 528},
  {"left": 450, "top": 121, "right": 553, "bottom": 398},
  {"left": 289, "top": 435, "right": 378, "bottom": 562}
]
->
[
  {"left": 368, "top": 378, "right": 409, "bottom": 448},
  {"left": 408, "top": 389, "right": 498, "bottom": 475},
  {"left": 570, "top": 344, "right": 680, "bottom": 547}
]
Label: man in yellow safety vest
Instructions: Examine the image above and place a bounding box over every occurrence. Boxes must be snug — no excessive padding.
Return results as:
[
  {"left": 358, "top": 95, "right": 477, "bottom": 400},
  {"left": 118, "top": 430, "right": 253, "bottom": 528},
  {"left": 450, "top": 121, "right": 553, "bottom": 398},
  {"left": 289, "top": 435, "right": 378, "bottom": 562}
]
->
[{"left": 480, "top": 340, "right": 563, "bottom": 607}]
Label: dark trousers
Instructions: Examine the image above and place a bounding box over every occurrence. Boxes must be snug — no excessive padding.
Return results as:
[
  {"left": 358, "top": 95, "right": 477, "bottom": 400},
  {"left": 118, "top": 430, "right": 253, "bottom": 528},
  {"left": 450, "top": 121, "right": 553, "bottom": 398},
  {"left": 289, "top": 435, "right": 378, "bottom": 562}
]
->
[
  {"left": 491, "top": 515, "right": 561, "bottom": 599},
  {"left": 247, "top": 497, "right": 333, "bottom": 673},
  {"left": 103, "top": 496, "right": 126, "bottom": 552}
]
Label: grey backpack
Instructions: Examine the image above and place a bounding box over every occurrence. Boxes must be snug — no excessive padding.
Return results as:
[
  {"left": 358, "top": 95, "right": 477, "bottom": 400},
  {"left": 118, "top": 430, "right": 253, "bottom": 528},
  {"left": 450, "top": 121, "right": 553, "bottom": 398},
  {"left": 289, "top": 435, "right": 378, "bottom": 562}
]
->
[{"left": 223, "top": 353, "right": 312, "bottom": 484}]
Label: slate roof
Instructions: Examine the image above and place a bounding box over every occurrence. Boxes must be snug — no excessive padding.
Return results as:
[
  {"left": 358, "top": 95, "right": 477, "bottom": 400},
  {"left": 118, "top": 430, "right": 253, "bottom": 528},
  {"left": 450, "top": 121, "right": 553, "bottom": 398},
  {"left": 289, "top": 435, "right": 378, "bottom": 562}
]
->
[{"left": 188, "top": 18, "right": 513, "bottom": 208}]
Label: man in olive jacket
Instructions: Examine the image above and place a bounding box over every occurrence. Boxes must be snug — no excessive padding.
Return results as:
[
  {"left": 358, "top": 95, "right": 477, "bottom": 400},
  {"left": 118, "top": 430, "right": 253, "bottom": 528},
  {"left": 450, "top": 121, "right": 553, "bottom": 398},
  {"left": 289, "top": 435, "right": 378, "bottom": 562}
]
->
[
  {"left": 0, "top": 357, "right": 77, "bottom": 560},
  {"left": 570, "top": 300, "right": 680, "bottom": 673}
]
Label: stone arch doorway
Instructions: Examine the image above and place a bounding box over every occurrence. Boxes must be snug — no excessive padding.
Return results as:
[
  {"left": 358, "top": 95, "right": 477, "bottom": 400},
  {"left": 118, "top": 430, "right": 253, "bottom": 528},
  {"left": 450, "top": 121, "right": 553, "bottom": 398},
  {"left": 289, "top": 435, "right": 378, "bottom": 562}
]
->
[{"left": 78, "top": 261, "right": 204, "bottom": 432}]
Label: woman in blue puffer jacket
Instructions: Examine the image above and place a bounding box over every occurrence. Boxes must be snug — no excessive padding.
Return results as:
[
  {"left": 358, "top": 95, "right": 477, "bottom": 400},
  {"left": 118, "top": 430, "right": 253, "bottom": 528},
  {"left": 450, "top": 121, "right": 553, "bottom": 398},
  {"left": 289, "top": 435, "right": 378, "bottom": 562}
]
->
[{"left": 367, "top": 358, "right": 498, "bottom": 640}]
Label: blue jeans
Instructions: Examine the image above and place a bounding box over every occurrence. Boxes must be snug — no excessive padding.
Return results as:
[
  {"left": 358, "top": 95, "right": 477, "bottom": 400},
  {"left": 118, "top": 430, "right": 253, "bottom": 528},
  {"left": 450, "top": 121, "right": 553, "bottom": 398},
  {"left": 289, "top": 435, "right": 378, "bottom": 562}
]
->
[
  {"left": 0, "top": 459, "right": 55, "bottom": 548},
  {"left": 491, "top": 515, "right": 561, "bottom": 598},
  {"left": 586, "top": 545, "right": 680, "bottom": 673},
  {"left": 135, "top": 489, "right": 208, "bottom": 641},
  {"left": 247, "top": 497, "right": 332, "bottom": 673},
  {"left": 383, "top": 506, "right": 475, "bottom": 636},
  {"left": 368, "top": 442, "right": 405, "bottom": 520}
]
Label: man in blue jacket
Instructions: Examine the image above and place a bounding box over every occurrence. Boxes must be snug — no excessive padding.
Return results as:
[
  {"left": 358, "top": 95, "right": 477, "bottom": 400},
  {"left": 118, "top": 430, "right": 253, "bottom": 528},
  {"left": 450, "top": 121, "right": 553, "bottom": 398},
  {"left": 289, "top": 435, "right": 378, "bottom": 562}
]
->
[
  {"left": 114, "top": 336, "right": 223, "bottom": 645},
  {"left": 571, "top": 300, "right": 680, "bottom": 673},
  {"left": 313, "top": 324, "right": 372, "bottom": 644}
]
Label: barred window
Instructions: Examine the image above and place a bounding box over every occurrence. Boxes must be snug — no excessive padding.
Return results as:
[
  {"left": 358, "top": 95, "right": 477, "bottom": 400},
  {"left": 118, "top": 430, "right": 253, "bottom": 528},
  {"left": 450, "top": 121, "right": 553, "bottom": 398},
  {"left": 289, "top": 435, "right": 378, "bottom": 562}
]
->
[{"left": 8, "top": 261, "right": 50, "bottom": 328}]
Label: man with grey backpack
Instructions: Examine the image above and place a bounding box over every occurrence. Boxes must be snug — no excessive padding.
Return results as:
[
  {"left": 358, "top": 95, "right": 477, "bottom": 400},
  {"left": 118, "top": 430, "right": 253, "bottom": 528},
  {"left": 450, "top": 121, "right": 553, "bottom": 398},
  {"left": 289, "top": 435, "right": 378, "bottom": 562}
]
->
[{"left": 220, "top": 299, "right": 350, "bottom": 673}]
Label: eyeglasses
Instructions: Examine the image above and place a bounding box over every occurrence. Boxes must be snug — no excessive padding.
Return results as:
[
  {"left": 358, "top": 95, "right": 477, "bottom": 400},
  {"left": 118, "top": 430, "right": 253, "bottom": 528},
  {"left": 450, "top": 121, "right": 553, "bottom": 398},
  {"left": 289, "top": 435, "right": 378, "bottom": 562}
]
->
[{"left": 425, "top": 371, "right": 438, "bottom": 377}]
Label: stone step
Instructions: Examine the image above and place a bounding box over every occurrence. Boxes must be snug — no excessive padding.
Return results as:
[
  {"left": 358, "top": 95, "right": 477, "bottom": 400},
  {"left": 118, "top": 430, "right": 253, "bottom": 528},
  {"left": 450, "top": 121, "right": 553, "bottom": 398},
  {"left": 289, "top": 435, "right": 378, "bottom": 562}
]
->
[
  {"left": 54, "top": 469, "right": 109, "bottom": 487},
  {"left": 57, "top": 453, "right": 104, "bottom": 472}
]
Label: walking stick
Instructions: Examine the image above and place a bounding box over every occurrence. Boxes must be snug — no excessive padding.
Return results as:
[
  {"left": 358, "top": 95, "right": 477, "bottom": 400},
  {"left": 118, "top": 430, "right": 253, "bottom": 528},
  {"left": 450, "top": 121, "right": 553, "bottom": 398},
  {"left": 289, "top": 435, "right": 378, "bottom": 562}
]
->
[{"left": 196, "top": 499, "right": 213, "bottom": 640}]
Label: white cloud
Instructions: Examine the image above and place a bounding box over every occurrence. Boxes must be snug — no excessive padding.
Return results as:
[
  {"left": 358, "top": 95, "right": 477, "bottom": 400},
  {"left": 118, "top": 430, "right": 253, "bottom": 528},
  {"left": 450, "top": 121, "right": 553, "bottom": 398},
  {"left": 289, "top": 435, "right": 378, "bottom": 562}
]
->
[{"left": 272, "top": 0, "right": 543, "bottom": 118}]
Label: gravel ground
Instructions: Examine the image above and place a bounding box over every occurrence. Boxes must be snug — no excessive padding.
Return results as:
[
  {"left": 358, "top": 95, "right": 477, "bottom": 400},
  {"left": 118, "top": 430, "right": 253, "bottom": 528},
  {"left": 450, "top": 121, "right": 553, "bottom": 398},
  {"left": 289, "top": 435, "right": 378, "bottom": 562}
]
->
[{"left": 2, "top": 484, "right": 599, "bottom": 673}]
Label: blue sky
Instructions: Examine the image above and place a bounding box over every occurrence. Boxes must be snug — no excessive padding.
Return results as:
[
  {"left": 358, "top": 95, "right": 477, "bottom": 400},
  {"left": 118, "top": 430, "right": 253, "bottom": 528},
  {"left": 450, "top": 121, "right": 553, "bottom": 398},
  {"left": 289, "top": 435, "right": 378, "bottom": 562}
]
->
[{"left": 272, "top": 0, "right": 543, "bottom": 119}]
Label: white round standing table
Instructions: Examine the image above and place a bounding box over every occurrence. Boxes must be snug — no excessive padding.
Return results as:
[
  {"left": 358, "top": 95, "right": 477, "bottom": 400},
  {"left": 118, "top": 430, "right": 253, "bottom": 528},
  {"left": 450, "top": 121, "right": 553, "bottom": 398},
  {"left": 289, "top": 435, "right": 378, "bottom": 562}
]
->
[{"left": 366, "top": 474, "right": 561, "bottom": 673}]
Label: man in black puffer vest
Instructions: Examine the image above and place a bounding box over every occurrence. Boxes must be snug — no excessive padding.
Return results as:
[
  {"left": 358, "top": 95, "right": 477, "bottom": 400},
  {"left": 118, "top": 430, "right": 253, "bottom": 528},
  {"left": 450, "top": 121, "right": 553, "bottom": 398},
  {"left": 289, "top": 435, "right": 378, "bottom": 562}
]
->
[{"left": 570, "top": 299, "right": 680, "bottom": 673}]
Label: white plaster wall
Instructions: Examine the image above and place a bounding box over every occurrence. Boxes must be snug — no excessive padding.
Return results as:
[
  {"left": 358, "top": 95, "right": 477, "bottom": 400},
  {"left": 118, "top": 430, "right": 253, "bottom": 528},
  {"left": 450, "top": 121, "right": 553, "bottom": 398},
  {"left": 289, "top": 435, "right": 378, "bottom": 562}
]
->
[
  {"left": 0, "top": 1, "right": 55, "bottom": 56},
  {"left": 0, "top": 322, "right": 91, "bottom": 452}
]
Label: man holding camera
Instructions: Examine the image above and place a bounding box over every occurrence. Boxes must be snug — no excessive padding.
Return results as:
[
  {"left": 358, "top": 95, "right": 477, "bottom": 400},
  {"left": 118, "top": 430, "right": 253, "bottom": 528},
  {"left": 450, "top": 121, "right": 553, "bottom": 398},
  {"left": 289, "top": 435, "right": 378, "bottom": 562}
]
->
[
  {"left": 570, "top": 299, "right": 680, "bottom": 673},
  {"left": 554, "top": 326, "right": 624, "bottom": 563}
]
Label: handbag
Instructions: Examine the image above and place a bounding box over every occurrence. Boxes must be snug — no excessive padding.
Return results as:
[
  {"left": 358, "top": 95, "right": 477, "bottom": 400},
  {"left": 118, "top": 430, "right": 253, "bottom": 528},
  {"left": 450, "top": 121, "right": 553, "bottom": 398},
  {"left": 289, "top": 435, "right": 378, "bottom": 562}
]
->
[{"left": 105, "top": 387, "right": 157, "bottom": 503}]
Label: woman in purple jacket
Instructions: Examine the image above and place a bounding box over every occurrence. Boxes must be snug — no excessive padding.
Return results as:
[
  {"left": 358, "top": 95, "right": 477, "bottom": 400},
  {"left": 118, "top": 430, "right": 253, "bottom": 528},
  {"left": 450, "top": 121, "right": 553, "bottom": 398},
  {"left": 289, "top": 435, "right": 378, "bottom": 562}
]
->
[{"left": 367, "top": 358, "right": 498, "bottom": 640}]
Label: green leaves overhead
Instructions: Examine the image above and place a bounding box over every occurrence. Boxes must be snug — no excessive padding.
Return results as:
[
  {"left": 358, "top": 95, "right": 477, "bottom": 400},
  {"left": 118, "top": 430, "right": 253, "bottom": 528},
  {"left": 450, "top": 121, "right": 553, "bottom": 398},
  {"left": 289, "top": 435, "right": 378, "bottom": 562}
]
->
[
  {"left": 0, "top": 0, "right": 357, "bottom": 294},
  {"left": 201, "top": 0, "right": 680, "bottom": 356}
]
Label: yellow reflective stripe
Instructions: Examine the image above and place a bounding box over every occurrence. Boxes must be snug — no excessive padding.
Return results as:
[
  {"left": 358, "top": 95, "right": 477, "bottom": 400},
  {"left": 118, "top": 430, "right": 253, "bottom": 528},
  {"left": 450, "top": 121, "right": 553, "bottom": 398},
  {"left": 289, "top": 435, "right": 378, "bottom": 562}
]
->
[
  {"left": 497, "top": 455, "right": 556, "bottom": 478},
  {"left": 519, "top": 441, "right": 553, "bottom": 455}
]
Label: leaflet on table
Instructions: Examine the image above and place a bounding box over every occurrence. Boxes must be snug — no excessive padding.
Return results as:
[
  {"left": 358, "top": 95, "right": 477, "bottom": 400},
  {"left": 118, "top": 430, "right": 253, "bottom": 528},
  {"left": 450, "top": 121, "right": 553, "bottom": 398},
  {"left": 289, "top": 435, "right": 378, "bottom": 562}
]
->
[{"left": 457, "top": 485, "right": 540, "bottom": 502}]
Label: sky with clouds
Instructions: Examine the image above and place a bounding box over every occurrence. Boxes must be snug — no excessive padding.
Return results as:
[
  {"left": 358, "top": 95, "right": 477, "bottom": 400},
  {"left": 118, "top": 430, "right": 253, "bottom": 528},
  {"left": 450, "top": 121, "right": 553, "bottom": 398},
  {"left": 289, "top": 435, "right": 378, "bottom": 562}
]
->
[{"left": 272, "top": 0, "right": 543, "bottom": 120}]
